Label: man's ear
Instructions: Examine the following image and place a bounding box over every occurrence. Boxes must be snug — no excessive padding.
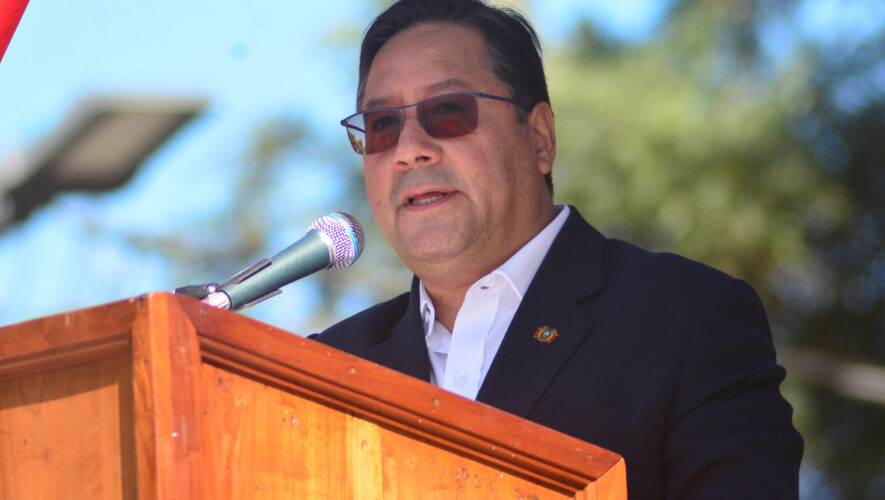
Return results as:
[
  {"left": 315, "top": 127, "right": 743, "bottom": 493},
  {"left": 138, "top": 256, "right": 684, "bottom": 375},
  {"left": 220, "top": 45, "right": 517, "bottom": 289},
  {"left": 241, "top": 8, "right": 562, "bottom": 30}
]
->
[{"left": 527, "top": 101, "right": 556, "bottom": 175}]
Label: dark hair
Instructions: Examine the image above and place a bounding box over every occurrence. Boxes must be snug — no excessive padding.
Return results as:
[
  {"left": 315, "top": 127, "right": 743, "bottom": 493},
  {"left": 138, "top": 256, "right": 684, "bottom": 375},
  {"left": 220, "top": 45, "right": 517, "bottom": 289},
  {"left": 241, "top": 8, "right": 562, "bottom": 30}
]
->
[{"left": 357, "top": 0, "right": 553, "bottom": 192}]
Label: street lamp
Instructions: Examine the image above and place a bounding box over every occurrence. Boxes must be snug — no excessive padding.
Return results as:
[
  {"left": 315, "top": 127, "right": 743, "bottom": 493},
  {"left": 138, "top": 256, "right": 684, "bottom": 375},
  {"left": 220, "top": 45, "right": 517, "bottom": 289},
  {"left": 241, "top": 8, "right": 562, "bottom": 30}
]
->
[{"left": 0, "top": 94, "right": 207, "bottom": 229}]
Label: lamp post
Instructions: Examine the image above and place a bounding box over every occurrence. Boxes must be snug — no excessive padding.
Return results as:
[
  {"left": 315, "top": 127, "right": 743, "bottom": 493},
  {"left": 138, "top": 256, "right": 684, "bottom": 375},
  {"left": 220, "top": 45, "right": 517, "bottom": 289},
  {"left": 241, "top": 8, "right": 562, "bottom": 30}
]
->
[{"left": 0, "top": 94, "right": 206, "bottom": 229}]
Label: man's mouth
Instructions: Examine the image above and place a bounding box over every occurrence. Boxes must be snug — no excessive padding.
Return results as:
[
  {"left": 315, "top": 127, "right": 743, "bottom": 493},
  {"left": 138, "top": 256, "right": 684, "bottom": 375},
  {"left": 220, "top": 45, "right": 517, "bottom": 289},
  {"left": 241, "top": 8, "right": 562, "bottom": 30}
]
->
[
  {"left": 409, "top": 193, "right": 445, "bottom": 205},
  {"left": 406, "top": 191, "right": 449, "bottom": 206}
]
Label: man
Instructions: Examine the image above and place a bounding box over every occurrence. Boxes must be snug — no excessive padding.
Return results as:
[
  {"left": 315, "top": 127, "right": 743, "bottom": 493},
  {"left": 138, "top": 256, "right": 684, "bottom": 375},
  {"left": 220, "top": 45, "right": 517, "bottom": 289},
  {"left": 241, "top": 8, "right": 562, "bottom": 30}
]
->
[{"left": 315, "top": 1, "right": 803, "bottom": 498}]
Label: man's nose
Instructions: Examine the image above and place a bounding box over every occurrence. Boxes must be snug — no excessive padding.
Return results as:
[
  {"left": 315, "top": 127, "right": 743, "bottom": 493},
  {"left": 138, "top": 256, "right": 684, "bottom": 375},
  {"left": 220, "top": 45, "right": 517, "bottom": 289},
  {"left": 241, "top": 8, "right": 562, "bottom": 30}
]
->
[{"left": 393, "top": 112, "right": 442, "bottom": 168}]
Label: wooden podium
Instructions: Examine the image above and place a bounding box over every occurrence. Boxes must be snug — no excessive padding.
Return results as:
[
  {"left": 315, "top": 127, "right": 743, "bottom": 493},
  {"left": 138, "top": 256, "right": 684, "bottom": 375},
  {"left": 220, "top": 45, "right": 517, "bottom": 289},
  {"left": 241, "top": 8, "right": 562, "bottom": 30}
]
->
[{"left": 0, "top": 293, "right": 625, "bottom": 499}]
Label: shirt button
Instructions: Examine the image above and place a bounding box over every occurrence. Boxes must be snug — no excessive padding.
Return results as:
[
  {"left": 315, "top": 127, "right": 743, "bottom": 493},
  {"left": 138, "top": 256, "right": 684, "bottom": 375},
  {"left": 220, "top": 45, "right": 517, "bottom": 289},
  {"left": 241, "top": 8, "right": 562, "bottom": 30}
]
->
[{"left": 456, "top": 372, "right": 469, "bottom": 387}]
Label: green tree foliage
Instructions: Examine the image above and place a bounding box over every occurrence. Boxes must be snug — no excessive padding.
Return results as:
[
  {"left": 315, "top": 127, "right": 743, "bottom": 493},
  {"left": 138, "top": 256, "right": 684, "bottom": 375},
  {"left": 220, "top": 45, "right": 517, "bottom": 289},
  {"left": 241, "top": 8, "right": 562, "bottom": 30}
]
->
[
  {"left": 547, "top": 1, "right": 885, "bottom": 498},
  {"left": 549, "top": 3, "right": 848, "bottom": 315}
]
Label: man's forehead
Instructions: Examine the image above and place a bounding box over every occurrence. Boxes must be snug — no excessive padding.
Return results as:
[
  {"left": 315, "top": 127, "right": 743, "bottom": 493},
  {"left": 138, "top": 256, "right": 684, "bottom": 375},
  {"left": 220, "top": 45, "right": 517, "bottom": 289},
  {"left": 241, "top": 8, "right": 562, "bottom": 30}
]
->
[
  {"left": 363, "top": 78, "right": 472, "bottom": 109},
  {"left": 359, "top": 22, "right": 497, "bottom": 108}
]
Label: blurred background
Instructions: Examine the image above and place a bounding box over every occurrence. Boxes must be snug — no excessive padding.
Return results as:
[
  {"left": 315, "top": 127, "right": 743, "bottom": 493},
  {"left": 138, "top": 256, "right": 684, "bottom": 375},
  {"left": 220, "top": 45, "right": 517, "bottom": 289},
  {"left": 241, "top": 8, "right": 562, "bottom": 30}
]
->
[{"left": 1, "top": 0, "right": 883, "bottom": 497}]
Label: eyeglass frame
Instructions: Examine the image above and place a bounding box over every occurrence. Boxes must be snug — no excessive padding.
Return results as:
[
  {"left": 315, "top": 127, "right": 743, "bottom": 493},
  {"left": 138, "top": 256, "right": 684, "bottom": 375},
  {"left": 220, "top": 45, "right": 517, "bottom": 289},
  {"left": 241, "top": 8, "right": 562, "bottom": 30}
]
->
[{"left": 339, "top": 91, "right": 535, "bottom": 155}]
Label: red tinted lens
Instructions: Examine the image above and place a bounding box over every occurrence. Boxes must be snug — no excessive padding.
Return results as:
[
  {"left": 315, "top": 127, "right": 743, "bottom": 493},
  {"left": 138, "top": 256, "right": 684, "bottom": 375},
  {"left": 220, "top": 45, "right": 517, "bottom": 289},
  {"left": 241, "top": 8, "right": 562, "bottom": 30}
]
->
[
  {"left": 417, "top": 94, "right": 478, "bottom": 139},
  {"left": 363, "top": 109, "right": 402, "bottom": 154}
]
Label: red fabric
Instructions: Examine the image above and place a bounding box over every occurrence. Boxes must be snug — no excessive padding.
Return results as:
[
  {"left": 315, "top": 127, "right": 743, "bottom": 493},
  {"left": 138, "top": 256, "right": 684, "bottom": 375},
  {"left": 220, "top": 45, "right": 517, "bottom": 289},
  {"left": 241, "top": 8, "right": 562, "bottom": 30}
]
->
[{"left": 0, "top": 0, "right": 30, "bottom": 62}]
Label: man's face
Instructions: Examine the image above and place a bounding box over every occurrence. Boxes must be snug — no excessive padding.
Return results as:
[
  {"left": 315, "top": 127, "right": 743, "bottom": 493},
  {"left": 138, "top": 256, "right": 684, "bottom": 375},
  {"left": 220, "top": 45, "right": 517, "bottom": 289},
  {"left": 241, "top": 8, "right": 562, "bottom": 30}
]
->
[{"left": 361, "top": 22, "right": 554, "bottom": 283}]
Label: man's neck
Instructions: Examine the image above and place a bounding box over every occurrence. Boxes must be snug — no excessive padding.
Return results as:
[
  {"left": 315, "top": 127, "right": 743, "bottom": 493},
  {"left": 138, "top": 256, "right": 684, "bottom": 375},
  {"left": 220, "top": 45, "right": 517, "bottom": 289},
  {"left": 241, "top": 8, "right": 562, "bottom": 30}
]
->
[
  {"left": 417, "top": 204, "right": 563, "bottom": 331},
  {"left": 417, "top": 252, "right": 507, "bottom": 330}
]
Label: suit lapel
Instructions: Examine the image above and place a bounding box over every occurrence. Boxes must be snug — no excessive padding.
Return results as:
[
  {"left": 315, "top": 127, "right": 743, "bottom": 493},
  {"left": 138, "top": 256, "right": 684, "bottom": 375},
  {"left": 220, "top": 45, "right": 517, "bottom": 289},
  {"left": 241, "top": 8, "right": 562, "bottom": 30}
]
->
[
  {"left": 361, "top": 277, "right": 432, "bottom": 382},
  {"left": 477, "top": 208, "right": 607, "bottom": 417}
]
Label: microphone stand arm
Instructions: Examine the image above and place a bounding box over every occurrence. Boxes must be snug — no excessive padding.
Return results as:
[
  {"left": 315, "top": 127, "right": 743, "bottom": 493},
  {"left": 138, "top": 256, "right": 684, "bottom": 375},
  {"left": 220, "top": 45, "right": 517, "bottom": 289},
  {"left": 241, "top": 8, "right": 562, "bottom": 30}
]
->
[{"left": 173, "top": 257, "right": 280, "bottom": 311}]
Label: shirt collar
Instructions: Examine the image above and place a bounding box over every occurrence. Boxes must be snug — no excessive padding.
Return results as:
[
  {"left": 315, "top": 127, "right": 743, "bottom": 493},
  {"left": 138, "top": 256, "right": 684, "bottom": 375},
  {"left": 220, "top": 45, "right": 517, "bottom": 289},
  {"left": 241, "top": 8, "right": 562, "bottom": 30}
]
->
[{"left": 418, "top": 204, "right": 570, "bottom": 336}]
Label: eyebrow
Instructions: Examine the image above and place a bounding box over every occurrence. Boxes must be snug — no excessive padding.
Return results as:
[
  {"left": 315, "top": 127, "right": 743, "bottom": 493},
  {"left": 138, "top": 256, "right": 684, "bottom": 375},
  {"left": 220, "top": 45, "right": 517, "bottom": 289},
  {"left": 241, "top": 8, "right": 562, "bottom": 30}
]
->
[{"left": 363, "top": 78, "right": 471, "bottom": 109}]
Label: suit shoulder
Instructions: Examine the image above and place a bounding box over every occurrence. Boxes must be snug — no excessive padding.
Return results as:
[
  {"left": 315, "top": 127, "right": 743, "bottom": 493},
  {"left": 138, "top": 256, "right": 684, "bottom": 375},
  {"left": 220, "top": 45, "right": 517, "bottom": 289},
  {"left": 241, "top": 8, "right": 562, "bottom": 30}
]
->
[
  {"left": 599, "top": 238, "right": 772, "bottom": 349},
  {"left": 604, "top": 237, "right": 734, "bottom": 292},
  {"left": 311, "top": 292, "right": 411, "bottom": 352}
]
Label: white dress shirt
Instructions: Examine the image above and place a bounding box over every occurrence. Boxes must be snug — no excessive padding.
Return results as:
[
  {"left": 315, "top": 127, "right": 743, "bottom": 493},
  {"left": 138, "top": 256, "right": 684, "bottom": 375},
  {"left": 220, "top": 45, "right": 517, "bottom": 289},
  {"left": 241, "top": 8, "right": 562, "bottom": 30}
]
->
[{"left": 419, "top": 204, "right": 571, "bottom": 400}]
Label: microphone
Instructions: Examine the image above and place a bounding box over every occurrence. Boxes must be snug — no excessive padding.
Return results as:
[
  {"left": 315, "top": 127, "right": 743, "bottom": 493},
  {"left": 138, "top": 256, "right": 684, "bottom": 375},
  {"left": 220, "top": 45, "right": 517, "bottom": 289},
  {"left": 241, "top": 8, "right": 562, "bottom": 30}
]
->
[{"left": 197, "top": 212, "right": 365, "bottom": 311}]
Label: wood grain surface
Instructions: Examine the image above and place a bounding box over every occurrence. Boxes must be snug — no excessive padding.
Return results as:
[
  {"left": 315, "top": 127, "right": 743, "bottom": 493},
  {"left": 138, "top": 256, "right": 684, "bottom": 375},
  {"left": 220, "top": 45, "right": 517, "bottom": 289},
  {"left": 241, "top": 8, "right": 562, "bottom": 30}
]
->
[{"left": 0, "top": 293, "right": 626, "bottom": 499}]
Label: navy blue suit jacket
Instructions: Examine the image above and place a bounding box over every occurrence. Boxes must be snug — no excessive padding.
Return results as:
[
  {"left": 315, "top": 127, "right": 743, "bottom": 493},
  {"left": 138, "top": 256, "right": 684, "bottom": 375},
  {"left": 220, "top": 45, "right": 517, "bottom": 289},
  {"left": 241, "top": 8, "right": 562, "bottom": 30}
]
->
[{"left": 315, "top": 207, "right": 803, "bottom": 499}]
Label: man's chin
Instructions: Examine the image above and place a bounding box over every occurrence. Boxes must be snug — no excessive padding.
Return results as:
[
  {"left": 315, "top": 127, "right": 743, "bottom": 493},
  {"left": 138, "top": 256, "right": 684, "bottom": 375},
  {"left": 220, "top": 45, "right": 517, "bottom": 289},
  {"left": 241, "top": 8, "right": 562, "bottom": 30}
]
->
[{"left": 395, "top": 229, "right": 471, "bottom": 265}]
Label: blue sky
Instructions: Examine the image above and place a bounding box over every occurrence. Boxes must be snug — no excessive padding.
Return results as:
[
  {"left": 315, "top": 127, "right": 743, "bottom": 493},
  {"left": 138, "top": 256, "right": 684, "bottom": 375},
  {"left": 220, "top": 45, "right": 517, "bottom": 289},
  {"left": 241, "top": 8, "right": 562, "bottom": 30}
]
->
[
  {"left": 0, "top": 0, "right": 676, "bottom": 330},
  {"left": 2, "top": 0, "right": 873, "bottom": 331}
]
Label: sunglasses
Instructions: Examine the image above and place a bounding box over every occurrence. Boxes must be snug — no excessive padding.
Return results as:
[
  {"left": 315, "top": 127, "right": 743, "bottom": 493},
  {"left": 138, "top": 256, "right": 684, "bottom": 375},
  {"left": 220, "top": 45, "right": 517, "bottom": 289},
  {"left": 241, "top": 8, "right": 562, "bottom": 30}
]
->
[{"left": 340, "top": 91, "right": 532, "bottom": 155}]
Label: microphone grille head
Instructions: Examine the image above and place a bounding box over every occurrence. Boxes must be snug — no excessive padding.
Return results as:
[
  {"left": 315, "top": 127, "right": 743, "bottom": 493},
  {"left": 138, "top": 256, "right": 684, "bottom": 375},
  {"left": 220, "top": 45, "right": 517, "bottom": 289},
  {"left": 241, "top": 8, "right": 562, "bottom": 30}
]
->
[{"left": 308, "top": 211, "right": 365, "bottom": 269}]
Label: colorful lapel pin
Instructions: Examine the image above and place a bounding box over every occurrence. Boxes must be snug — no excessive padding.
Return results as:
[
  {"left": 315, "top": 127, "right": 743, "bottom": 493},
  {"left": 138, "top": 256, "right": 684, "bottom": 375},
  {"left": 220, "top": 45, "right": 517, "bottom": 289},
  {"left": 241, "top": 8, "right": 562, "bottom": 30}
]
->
[{"left": 533, "top": 326, "right": 559, "bottom": 344}]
